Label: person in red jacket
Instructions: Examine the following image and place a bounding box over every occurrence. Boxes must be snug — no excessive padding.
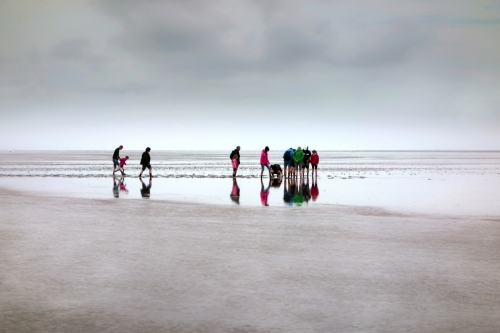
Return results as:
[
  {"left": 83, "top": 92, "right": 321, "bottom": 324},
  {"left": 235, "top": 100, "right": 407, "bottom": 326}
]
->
[{"left": 310, "top": 150, "right": 319, "bottom": 177}]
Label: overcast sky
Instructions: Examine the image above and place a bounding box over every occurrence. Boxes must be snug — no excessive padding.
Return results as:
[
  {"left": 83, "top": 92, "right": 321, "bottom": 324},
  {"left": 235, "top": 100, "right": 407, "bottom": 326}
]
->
[{"left": 1, "top": 0, "right": 499, "bottom": 150}]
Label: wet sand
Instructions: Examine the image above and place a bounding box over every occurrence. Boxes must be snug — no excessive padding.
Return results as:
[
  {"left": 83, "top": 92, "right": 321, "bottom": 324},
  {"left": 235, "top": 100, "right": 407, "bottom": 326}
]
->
[{"left": 1, "top": 188, "right": 500, "bottom": 332}]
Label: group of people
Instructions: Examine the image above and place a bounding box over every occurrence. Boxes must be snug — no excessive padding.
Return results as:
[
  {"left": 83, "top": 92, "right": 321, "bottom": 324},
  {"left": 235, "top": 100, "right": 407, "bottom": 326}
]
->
[
  {"left": 112, "top": 145, "right": 153, "bottom": 178},
  {"left": 230, "top": 146, "right": 320, "bottom": 178},
  {"left": 112, "top": 145, "right": 320, "bottom": 179}
]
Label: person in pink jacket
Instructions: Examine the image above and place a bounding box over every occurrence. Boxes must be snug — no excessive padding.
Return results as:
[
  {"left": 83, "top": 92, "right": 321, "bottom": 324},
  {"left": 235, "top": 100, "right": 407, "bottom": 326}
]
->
[
  {"left": 119, "top": 156, "right": 129, "bottom": 175},
  {"left": 260, "top": 146, "right": 271, "bottom": 178}
]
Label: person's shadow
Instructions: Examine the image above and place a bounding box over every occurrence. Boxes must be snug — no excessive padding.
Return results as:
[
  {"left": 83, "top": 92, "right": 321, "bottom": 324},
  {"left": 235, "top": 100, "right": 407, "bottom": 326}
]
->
[
  {"left": 230, "top": 178, "right": 240, "bottom": 204},
  {"left": 140, "top": 177, "right": 152, "bottom": 198}
]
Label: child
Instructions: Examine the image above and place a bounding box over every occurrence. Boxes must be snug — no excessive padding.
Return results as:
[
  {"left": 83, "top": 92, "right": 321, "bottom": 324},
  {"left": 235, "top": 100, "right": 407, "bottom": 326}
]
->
[
  {"left": 310, "top": 150, "right": 319, "bottom": 177},
  {"left": 119, "top": 156, "right": 129, "bottom": 175}
]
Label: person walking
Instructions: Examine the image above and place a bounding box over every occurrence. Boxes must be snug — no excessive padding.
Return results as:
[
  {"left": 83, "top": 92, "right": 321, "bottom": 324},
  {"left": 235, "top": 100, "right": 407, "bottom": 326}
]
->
[
  {"left": 112, "top": 145, "right": 124, "bottom": 176},
  {"left": 230, "top": 146, "right": 241, "bottom": 177},
  {"left": 302, "top": 146, "right": 312, "bottom": 178},
  {"left": 139, "top": 147, "right": 152, "bottom": 178},
  {"left": 283, "top": 147, "right": 294, "bottom": 178},
  {"left": 293, "top": 146, "right": 304, "bottom": 177},
  {"left": 260, "top": 146, "right": 271, "bottom": 178},
  {"left": 311, "top": 150, "right": 320, "bottom": 177}
]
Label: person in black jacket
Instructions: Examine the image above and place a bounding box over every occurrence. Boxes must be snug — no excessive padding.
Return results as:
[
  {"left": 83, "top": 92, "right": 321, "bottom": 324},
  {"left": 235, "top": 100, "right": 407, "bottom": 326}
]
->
[
  {"left": 230, "top": 146, "right": 241, "bottom": 177},
  {"left": 112, "top": 145, "right": 124, "bottom": 175},
  {"left": 302, "top": 146, "right": 312, "bottom": 178},
  {"left": 139, "top": 147, "right": 152, "bottom": 178}
]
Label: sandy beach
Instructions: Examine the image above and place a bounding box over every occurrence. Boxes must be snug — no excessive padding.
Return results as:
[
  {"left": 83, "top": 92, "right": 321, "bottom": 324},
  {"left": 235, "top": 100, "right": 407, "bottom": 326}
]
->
[
  {"left": 1, "top": 185, "right": 500, "bottom": 332},
  {"left": 1, "top": 151, "right": 500, "bottom": 332}
]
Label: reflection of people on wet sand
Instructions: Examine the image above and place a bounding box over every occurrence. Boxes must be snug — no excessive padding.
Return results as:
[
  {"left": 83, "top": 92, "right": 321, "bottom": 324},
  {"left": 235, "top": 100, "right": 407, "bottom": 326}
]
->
[
  {"left": 260, "top": 178, "right": 271, "bottom": 206},
  {"left": 311, "top": 178, "right": 319, "bottom": 201},
  {"left": 293, "top": 178, "right": 304, "bottom": 206},
  {"left": 283, "top": 178, "right": 293, "bottom": 206},
  {"left": 119, "top": 178, "right": 128, "bottom": 193},
  {"left": 302, "top": 178, "right": 311, "bottom": 204},
  {"left": 271, "top": 177, "right": 282, "bottom": 188},
  {"left": 113, "top": 176, "right": 120, "bottom": 198},
  {"left": 230, "top": 178, "right": 240, "bottom": 204},
  {"left": 140, "top": 177, "right": 152, "bottom": 198}
]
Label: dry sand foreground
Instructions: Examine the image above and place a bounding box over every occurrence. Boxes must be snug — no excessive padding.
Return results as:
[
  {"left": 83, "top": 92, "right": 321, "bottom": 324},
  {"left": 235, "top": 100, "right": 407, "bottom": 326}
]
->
[{"left": 1, "top": 188, "right": 499, "bottom": 333}]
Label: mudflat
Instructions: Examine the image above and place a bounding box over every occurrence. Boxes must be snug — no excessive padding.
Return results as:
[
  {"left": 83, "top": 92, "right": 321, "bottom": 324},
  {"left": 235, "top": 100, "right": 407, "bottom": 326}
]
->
[{"left": 1, "top": 188, "right": 499, "bottom": 332}]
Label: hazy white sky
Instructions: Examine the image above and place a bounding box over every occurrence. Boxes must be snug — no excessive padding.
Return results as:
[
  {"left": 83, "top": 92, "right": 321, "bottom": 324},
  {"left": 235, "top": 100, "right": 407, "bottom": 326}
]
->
[{"left": 1, "top": 0, "right": 499, "bottom": 150}]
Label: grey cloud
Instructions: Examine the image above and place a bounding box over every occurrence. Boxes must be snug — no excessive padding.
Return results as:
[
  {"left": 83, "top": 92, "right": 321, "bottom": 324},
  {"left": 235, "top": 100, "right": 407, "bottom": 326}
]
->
[
  {"left": 50, "top": 38, "right": 108, "bottom": 70},
  {"left": 96, "top": 0, "right": 427, "bottom": 77},
  {"left": 335, "top": 20, "right": 427, "bottom": 67},
  {"left": 51, "top": 38, "right": 91, "bottom": 60},
  {"left": 87, "top": 82, "right": 158, "bottom": 95}
]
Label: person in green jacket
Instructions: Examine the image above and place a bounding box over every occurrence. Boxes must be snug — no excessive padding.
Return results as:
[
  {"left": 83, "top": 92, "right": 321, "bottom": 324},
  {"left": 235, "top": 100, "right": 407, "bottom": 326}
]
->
[{"left": 293, "top": 146, "right": 304, "bottom": 177}]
